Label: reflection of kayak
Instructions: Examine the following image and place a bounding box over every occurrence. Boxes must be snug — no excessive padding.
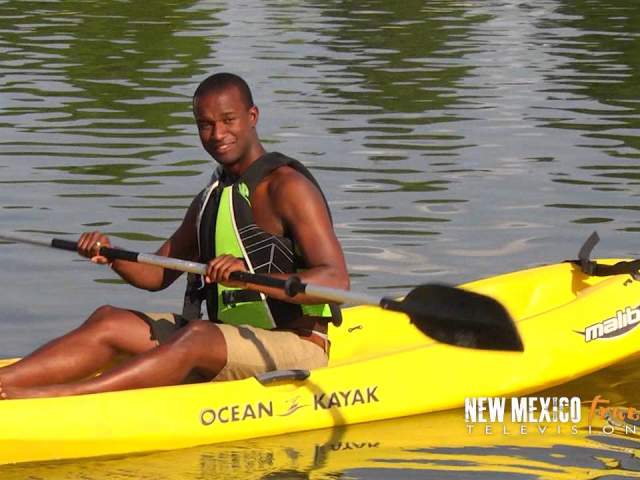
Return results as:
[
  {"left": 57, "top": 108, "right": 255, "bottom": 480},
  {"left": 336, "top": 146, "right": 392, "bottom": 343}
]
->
[{"left": 3, "top": 258, "right": 640, "bottom": 465}]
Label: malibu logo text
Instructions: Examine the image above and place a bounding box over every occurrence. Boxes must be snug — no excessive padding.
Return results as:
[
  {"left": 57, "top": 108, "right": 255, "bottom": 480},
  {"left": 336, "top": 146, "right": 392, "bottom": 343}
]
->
[{"left": 581, "top": 305, "right": 640, "bottom": 343}]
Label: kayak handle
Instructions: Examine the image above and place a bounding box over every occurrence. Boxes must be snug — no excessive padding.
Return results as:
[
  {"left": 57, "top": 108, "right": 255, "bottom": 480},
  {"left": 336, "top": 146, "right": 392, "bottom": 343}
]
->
[{"left": 255, "top": 369, "right": 310, "bottom": 385}]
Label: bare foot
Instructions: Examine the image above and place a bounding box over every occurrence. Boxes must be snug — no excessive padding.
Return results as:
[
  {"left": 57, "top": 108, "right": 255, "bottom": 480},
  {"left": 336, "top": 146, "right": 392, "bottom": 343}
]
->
[{"left": 0, "top": 380, "right": 77, "bottom": 400}]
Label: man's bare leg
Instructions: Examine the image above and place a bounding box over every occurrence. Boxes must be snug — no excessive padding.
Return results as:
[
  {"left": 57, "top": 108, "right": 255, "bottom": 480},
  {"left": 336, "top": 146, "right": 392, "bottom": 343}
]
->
[
  {"left": 0, "top": 305, "right": 159, "bottom": 388},
  {"left": 0, "top": 320, "right": 227, "bottom": 399}
]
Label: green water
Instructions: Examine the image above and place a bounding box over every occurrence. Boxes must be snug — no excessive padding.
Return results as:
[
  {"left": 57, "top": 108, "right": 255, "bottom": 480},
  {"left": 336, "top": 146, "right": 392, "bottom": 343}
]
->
[{"left": 1, "top": 0, "right": 640, "bottom": 477}]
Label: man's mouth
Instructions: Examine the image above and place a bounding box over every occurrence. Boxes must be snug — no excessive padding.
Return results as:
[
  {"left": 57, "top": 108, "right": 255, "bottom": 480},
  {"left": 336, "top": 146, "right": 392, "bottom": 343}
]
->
[{"left": 213, "top": 142, "right": 234, "bottom": 155}]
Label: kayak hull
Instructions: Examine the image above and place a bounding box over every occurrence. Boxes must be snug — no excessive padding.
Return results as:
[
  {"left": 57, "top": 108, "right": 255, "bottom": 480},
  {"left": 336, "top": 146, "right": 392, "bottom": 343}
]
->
[
  {"left": 2, "top": 259, "right": 640, "bottom": 465},
  {"left": 3, "top": 387, "right": 639, "bottom": 480}
]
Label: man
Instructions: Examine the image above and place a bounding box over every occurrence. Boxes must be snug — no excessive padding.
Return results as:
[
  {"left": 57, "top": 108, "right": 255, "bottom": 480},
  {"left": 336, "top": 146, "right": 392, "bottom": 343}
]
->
[{"left": 0, "top": 73, "right": 349, "bottom": 399}]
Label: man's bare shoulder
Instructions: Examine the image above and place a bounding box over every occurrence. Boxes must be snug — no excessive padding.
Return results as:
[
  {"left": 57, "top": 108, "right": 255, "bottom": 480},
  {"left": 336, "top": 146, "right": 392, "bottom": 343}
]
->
[
  {"left": 265, "top": 165, "right": 320, "bottom": 200},
  {"left": 260, "top": 164, "right": 331, "bottom": 230}
]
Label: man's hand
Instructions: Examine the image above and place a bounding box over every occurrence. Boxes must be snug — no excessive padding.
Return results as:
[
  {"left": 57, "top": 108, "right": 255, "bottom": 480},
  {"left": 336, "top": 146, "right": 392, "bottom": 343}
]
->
[
  {"left": 77, "top": 231, "right": 112, "bottom": 265},
  {"left": 205, "top": 255, "right": 248, "bottom": 287}
]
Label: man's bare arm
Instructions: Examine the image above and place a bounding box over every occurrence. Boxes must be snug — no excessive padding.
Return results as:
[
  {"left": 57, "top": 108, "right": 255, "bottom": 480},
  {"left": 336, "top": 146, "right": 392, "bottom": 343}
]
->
[{"left": 78, "top": 195, "right": 200, "bottom": 291}]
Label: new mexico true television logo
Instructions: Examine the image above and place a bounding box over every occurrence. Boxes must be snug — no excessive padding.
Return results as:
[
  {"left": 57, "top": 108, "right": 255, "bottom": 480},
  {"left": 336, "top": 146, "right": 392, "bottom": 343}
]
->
[{"left": 464, "top": 396, "right": 640, "bottom": 436}]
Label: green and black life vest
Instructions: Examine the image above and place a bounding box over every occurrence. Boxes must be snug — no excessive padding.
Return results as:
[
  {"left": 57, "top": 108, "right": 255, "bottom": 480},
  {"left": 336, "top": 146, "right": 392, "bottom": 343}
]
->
[{"left": 183, "top": 152, "right": 339, "bottom": 329}]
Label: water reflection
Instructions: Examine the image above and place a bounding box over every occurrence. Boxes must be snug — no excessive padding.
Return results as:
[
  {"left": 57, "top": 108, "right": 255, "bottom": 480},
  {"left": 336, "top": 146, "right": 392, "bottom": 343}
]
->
[
  {"left": 1, "top": 0, "right": 216, "bottom": 133},
  {"left": 0, "top": 0, "right": 216, "bottom": 219},
  {"left": 523, "top": 0, "right": 640, "bottom": 236}
]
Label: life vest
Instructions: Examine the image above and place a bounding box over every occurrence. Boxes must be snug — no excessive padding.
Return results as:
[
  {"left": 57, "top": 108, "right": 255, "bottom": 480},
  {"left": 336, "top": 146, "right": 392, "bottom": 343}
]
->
[{"left": 183, "top": 152, "right": 339, "bottom": 329}]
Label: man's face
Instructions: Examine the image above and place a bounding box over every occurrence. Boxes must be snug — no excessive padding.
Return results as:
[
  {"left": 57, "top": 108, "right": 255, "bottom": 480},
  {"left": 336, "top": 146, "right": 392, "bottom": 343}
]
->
[{"left": 193, "top": 87, "right": 259, "bottom": 168}]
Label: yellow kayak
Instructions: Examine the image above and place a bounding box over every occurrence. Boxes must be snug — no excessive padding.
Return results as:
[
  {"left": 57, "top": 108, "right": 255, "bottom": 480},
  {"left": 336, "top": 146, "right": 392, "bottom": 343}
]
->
[
  {"left": 3, "top": 389, "right": 640, "bottom": 480},
  {"left": 2, "top": 258, "right": 640, "bottom": 465}
]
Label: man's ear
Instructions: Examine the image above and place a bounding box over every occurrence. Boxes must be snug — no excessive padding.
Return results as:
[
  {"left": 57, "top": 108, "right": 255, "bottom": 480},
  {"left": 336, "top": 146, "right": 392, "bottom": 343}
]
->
[{"left": 249, "top": 105, "right": 259, "bottom": 127}]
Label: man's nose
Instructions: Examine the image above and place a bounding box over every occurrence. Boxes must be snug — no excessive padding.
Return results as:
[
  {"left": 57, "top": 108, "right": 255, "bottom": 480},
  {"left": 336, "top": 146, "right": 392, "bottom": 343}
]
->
[{"left": 213, "top": 122, "right": 227, "bottom": 140}]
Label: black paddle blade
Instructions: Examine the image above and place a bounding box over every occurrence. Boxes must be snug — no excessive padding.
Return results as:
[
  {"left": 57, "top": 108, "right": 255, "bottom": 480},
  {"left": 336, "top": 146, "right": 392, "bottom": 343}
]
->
[{"left": 383, "top": 284, "right": 523, "bottom": 352}]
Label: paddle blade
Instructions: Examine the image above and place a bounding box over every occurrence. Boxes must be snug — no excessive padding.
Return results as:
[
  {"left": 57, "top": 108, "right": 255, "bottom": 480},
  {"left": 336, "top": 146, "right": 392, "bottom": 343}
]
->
[{"left": 390, "top": 284, "right": 523, "bottom": 352}]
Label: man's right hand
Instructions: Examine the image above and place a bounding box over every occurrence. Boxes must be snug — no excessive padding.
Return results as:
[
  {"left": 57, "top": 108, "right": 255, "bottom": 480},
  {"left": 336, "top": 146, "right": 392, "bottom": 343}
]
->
[
  {"left": 77, "top": 231, "right": 112, "bottom": 265},
  {"left": 204, "top": 254, "right": 248, "bottom": 287}
]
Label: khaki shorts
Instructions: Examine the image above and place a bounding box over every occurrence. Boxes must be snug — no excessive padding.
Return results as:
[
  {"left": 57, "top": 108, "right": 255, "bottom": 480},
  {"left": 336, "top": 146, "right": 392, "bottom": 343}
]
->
[{"left": 139, "top": 312, "right": 328, "bottom": 382}]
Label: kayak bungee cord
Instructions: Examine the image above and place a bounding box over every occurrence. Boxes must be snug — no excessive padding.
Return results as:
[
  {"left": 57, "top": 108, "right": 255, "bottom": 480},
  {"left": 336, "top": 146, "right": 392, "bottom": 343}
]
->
[{"left": 0, "top": 232, "right": 523, "bottom": 352}]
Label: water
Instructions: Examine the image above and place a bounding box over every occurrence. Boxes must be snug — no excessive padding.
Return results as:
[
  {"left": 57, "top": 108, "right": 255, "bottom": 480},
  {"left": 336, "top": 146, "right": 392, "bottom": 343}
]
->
[{"left": 1, "top": 0, "right": 640, "bottom": 477}]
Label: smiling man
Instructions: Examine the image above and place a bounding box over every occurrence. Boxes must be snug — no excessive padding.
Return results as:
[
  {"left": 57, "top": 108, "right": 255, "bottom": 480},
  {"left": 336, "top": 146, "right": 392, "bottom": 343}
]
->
[{"left": 0, "top": 73, "right": 349, "bottom": 399}]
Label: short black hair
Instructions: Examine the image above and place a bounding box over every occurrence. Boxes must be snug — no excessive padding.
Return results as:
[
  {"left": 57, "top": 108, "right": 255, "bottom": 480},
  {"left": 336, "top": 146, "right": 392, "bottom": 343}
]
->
[{"left": 193, "top": 72, "right": 255, "bottom": 109}]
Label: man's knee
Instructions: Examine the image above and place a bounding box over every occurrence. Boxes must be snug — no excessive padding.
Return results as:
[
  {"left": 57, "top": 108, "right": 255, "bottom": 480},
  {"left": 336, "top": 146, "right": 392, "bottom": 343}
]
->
[
  {"left": 83, "top": 305, "right": 139, "bottom": 337},
  {"left": 82, "top": 305, "right": 160, "bottom": 354},
  {"left": 86, "top": 305, "right": 122, "bottom": 325}
]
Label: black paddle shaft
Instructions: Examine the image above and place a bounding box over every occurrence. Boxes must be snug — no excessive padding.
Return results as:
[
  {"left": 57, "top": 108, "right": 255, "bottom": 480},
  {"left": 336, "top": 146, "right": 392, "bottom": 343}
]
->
[{"left": 51, "top": 238, "right": 139, "bottom": 262}]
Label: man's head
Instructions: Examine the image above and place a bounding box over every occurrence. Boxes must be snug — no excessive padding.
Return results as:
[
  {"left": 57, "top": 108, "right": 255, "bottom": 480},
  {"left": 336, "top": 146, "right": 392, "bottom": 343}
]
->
[
  {"left": 193, "top": 73, "right": 263, "bottom": 173},
  {"left": 192, "top": 72, "right": 254, "bottom": 110}
]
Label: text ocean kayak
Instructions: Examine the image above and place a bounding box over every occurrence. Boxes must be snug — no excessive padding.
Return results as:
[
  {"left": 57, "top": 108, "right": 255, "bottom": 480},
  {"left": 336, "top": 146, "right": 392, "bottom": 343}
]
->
[{"left": 2, "top": 258, "right": 640, "bottom": 465}]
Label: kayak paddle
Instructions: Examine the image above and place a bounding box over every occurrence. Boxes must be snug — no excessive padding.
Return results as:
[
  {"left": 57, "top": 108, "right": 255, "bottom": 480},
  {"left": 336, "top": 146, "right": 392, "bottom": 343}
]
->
[{"left": 0, "top": 232, "right": 523, "bottom": 352}]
